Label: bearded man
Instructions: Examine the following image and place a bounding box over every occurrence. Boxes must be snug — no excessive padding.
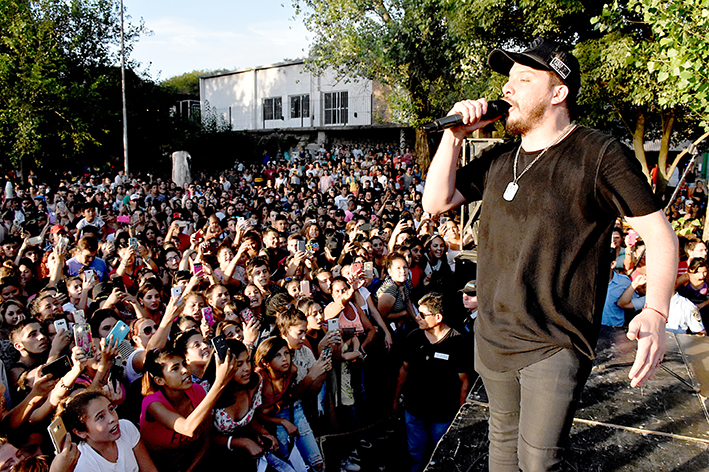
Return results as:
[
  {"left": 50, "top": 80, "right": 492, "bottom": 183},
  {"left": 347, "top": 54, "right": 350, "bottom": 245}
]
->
[{"left": 422, "top": 38, "right": 678, "bottom": 472}]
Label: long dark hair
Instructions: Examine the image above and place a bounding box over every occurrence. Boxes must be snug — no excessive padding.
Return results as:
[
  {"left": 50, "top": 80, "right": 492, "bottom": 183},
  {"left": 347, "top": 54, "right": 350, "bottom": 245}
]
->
[{"left": 60, "top": 390, "right": 109, "bottom": 443}]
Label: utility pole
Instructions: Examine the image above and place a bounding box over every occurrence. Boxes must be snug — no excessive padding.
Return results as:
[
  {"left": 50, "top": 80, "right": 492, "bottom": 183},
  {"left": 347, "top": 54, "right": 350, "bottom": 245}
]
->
[{"left": 120, "top": 0, "right": 129, "bottom": 175}]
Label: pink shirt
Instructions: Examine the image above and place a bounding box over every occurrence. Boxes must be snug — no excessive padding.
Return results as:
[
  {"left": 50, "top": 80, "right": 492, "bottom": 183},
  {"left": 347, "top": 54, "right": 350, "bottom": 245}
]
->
[{"left": 139, "top": 384, "right": 206, "bottom": 451}]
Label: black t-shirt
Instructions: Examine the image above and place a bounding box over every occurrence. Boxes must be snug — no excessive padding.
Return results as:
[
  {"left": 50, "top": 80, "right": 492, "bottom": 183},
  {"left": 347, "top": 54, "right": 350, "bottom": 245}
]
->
[
  {"left": 401, "top": 328, "right": 468, "bottom": 422},
  {"left": 455, "top": 126, "right": 659, "bottom": 372}
]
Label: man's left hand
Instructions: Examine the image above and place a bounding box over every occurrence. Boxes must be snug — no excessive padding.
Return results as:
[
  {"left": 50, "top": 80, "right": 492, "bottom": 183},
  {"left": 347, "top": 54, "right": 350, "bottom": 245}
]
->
[{"left": 626, "top": 308, "right": 667, "bottom": 387}]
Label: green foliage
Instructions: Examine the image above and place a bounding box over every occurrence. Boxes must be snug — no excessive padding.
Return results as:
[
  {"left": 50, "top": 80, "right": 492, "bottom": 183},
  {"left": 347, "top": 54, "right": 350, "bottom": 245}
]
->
[
  {"left": 294, "top": 0, "right": 464, "bottom": 126},
  {"left": 0, "top": 0, "right": 146, "bottom": 175},
  {"left": 161, "top": 69, "right": 224, "bottom": 98}
]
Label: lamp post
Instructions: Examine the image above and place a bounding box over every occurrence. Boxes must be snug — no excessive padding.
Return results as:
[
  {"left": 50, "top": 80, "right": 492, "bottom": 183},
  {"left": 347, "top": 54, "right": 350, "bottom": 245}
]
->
[{"left": 120, "top": 0, "right": 129, "bottom": 175}]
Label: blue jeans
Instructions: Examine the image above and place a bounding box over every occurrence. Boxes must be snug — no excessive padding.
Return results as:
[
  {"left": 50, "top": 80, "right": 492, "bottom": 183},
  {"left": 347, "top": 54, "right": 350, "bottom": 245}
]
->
[
  {"left": 404, "top": 410, "right": 451, "bottom": 472},
  {"left": 475, "top": 344, "right": 592, "bottom": 472},
  {"left": 264, "top": 452, "right": 296, "bottom": 472},
  {"left": 275, "top": 400, "right": 323, "bottom": 469}
]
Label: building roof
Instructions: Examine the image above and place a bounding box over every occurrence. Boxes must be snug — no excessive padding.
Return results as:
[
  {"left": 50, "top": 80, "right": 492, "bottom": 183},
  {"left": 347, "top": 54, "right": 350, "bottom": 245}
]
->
[{"left": 198, "top": 59, "right": 306, "bottom": 80}]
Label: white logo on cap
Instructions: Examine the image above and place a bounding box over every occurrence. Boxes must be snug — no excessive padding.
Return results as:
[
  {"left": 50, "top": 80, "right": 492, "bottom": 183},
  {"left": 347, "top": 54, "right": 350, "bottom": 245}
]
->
[{"left": 550, "top": 56, "right": 570, "bottom": 79}]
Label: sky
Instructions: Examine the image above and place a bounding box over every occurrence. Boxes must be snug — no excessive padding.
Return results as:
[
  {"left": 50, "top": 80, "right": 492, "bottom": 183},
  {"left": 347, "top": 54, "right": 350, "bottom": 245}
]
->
[{"left": 121, "top": 0, "right": 312, "bottom": 81}]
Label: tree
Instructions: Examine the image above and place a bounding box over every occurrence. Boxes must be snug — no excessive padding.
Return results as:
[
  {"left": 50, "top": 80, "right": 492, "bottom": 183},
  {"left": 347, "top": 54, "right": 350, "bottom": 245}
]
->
[
  {"left": 293, "top": 0, "right": 469, "bottom": 166},
  {"left": 590, "top": 0, "right": 709, "bottom": 193},
  {"left": 161, "top": 70, "right": 215, "bottom": 98},
  {"left": 0, "top": 0, "right": 145, "bottom": 179}
]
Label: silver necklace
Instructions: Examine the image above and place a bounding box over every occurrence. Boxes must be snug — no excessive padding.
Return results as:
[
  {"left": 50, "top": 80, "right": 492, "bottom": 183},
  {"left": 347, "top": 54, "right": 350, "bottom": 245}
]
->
[{"left": 503, "top": 123, "right": 577, "bottom": 202}]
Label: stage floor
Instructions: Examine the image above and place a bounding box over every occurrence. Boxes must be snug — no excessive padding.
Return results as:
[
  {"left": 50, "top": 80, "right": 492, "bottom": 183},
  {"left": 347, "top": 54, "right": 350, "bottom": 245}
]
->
[{"left": 426, "top": 326, "right": 709, "bottom": 472}]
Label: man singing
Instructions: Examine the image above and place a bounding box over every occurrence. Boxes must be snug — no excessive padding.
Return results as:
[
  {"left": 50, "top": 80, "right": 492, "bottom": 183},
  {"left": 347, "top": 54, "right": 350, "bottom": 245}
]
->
[{"left": 422, "top": 38, "right": 678, "bottom": 471}]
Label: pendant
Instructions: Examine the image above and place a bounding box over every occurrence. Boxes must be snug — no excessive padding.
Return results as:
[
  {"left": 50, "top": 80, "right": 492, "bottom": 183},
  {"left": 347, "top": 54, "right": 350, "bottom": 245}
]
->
[{"left": 503, "top": 181, "right": 519, "bottom": 201}]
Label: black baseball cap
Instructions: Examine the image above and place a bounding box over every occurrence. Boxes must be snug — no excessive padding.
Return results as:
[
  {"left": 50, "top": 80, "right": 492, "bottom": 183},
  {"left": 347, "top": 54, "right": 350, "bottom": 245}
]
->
[{"left": 488, "top": 37, "right": 581, "bottom": 101}]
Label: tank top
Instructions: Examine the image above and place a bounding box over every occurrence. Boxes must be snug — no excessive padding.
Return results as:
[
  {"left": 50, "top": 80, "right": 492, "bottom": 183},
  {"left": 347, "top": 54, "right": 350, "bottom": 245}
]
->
[{"left": 338, "top": 302, "right": 365, "bottom": 339}]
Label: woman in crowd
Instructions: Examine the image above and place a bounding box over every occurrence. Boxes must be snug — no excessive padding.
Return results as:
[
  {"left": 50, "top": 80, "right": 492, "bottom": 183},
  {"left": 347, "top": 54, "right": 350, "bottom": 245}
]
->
[{"left": 423, "top": 234, "right": 453, "bottom": 294}]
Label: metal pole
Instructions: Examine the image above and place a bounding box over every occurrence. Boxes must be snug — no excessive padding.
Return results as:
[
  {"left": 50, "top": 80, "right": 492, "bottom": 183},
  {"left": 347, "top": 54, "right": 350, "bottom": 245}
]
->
[{"left": 120, "top": 0, "right": 129, "bottom": 175}]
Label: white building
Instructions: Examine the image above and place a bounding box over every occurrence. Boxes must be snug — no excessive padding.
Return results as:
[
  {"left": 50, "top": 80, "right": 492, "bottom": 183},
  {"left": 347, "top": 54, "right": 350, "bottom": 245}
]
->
[{"left": 199, "top": 60, "right": 395, "bottom": 132}]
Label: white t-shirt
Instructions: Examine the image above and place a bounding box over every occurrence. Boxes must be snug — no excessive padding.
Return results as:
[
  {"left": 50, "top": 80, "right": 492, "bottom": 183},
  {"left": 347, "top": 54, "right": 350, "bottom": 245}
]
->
[
  {"left": 292, "top": 346, "right": 316, "bottom": 386},
  {"left": 75, "top": 419, "right": 140, "bottom": 472},
  {"left": 125, "top": 349, "right": 144, "bottom": 384}
]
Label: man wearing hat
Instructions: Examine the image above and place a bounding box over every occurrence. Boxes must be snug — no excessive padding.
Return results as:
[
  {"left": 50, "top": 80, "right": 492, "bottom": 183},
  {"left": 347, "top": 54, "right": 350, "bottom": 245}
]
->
[{"left": 423, "top": 38, "right": 677, "bottom": 471}]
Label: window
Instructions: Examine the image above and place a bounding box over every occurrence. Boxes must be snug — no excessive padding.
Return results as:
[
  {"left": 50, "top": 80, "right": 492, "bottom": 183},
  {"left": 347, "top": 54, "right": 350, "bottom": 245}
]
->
[
  {"left": 323, "top": 91, "right": 348, "bottom": 125},
  {"left": 263, "top": 97, "right": 282, "bottom": 121},
  {"left": 290, "top": 95, "right": 310, "bottom": 119}
]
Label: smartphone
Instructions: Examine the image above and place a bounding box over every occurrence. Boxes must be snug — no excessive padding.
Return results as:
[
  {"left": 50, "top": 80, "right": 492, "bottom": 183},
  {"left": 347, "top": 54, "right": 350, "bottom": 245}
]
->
[
  {"left": 364, "top": 262, "right": 374, "bottom": 278},
  {"left": 48, "top": 417, "right": 67, "bottom": 454},
  {"left": 211, "top": 334, "right": 228, "bottom": 362},
  {"left": 352, "top": 262, "right": 363, "bottom": 274},
  {"left": 171, "top": 286, "right": 183, "bottom": 299},
  {"left": 440, "top": 216, "right": 449, "bottom": 226},
  {"left": 240, "top": 308, "right": 254, "bottom": 323},
  {"left": 193, "top": 262, "right": 204, "bottom": 276},
  {"left": 129, "top": 237, "right": 138, "bottom": 251},
  {"left": 28, "top": 236, "right": 43, "bottom": 246},
  {"left": 322, "top": 346, "right": 332, "bottom": 360},
  {"left": 83, "top": 269, "right": 95, "bottom": 283},
  {"left": 176, "top": 220, "right": 189, "bottom": 228},
  {"left": 359, "top": 223, "right": 371, "bottom": 232},
  {"left": 53, "top": 319, "right": 68, "bottom": 334},
  {"left": 110, "top": 363, "right": 125, "bottom": 392},
  {"left": 74, "top": 324, "right": 92, "bottom": 357},
  {"left": 424, "top": 263, "right": 433, "bottom": 277},
  {"left": 237, "top": 216, "right": 245, "bottom": 226},
  {"left": 111, "top": 276, "right": 125, "bottom": 292},
  {"left": 296, "top": 240, "right": 306, "bottom": 253},
  {"left": 300, "top": 280, "right": 311, "bottom": 297},
  {"left": 202, "top": 307, "right": 215, "bottom": 326},
  {"left": 59, "top": 236, "right": 69, "bottom": 247},
  {"left": 628, "top": 229, "right": 638, "bottom": 246},
  {"left": 73, "top": 309, "right": 86, "bottom": 325},
  {"left": 106, "top": 320, "right": 130, "bottom": 346},
  {"left": 42, "top": 355, "right": 72, "bottom": 379},
  {"left": 116, "top": 215, "right": 130, "bottom": 224},
  {"left": 327, "top": 318, "right": 339, "bottom": 332}
]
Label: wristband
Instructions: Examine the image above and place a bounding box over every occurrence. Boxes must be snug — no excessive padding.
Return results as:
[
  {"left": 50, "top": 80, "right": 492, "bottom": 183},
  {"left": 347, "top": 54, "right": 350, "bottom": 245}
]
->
[
  {"left": 644, "top": 305, "right": 668, "bottom": 323},
  {"left": 227, "top": 436, "right": 233, "bottom": 451}
]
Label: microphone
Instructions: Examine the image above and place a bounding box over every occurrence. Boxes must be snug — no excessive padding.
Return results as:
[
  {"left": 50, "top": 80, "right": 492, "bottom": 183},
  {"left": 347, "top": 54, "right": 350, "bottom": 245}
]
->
[{"left": 421, "top": 100, "right": 511, "bottom": 132}]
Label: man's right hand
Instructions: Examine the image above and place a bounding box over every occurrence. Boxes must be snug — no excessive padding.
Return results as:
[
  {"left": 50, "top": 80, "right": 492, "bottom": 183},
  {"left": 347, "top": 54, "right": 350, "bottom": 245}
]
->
[{"left": 446, "top": 98, "right": 501, "bottom": 140}]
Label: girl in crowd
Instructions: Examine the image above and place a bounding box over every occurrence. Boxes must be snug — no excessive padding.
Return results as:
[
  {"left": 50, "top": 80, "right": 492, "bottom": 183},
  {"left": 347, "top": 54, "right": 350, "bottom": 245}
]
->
[
  {"left": 132, "top": 283, "right": 164, "bottom": 325},
  {"left": 297, "top": 298, "right": 325, "bottom": 354},
  {"left": 423, "top": 234, "right": 453, "bottom": 294},
  {"left": 61, "top": 390, "right": 158, "bottom": 472},
  {"left": 174, "top": 329, "right": 212, "bottom": 392},
  {"left": 0, "top": 299, "right": 25, "bottom": 340},
  {"left": 139, "top": 345, "right": 236, "bottom": 472},
  {"left": 375, "top": 253, "right": 416, "bottom": 332},
  {"left": 254, "top": 336, "right": 316, "bottom": 471},
  {"left": 212, "top": 339, "right": 296, "bottom": 471}
]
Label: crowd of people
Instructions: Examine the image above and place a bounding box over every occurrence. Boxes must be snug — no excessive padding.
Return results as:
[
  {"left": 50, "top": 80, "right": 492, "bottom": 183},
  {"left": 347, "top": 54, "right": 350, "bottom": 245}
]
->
[
  {"left": 0, "top": 143, "right": 478, "bottom": 472},
  {"left": 0, "top": 137, "right": 705, "bottom": 472},
  {"left": 602, "top": 178, "right": 709, "bottom": 336}
]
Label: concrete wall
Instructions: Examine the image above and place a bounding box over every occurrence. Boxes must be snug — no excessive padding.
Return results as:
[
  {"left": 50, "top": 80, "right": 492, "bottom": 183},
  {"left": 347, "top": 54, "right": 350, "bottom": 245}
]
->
[{"left": 200, "top": 61, "right": 375, "bottom": 131}]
